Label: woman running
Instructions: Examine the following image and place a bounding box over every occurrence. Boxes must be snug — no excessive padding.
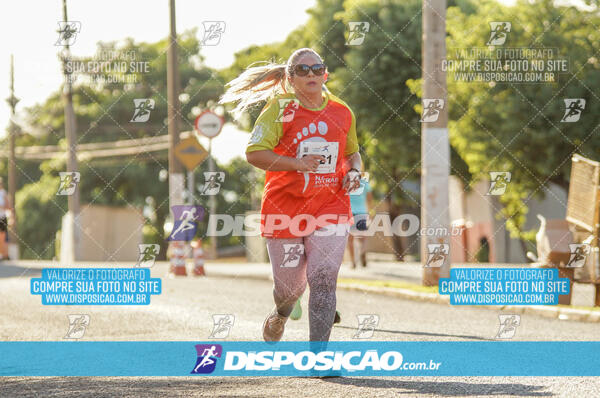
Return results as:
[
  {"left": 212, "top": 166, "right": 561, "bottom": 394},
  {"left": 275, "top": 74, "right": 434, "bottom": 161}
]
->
[{"left": 220, "top": 48, "right": 362, "bottom": 342}]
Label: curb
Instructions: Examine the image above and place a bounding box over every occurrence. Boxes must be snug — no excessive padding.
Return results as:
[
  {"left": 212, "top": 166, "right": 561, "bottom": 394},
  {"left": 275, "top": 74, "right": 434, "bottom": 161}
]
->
[
  {"left": 337, "top": 282, "right": 448, "bottom": 305},
  {"left": 337, "top": 282, "right": 600, "bottom": 323},
  {"left": 498, "top": 304, "right": 600, "bottom": 323},
  {"left": 10, "top": 260, "right": 599, "bottom": 322}
]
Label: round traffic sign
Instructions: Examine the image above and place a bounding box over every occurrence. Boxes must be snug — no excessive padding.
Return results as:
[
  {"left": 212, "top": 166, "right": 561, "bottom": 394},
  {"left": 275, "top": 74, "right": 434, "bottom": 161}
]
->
[{"left": 194, "top": 110, "right": 224, "bottom": 138}]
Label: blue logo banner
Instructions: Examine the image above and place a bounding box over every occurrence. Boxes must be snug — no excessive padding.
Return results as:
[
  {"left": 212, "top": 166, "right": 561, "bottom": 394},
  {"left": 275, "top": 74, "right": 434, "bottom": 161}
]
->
[
  {"left": 1, "top": 341, "right": 599, "bottom": 376},
  {"left": 439, "top": 268, "right": 570, "bottom": 305},
  {"left": 30, "top": 268, "right": 161, "bottom": 305}
]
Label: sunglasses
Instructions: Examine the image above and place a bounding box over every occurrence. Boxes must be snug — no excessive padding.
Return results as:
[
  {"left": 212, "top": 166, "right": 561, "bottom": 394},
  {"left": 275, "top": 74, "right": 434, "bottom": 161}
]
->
[{"left": 292, "top": 63, "right": 327, "bottom": 77}]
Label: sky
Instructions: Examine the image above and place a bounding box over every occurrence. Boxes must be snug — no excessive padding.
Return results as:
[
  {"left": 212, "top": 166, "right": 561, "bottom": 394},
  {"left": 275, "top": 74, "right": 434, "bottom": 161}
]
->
[
  {"left": 0, "top": 0, "right": 315, "bottom": 163},
  {"left": 1, "top": 0, "right": 592, "bottom": 164}
]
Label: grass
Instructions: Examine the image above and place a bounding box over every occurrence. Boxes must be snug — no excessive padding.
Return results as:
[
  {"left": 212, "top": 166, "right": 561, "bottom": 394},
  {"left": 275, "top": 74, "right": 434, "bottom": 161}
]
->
[{"left": 338, "top": 278, "right": 439, "bottom": 294}]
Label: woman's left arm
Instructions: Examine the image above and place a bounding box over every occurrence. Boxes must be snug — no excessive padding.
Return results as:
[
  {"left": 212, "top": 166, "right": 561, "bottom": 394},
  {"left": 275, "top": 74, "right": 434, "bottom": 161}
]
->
[
  {"left": 342, "top": 107, "right": 361, "bottom": 192},
  {"left": 342, "top": 152, "right": 362, "bottom": 192},
  {"left": 345, "top": 152, "right": 361, "bottom": 171}
]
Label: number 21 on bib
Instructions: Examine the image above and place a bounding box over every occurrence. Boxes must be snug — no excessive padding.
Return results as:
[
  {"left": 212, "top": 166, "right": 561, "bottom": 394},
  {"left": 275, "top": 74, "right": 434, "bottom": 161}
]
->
[{"left": 297, "top": 141, "right": 339, "bottom": 174}]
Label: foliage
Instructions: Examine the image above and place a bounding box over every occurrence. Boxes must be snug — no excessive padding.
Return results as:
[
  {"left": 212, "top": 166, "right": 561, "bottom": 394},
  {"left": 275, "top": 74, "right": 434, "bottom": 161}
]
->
[
  {"left": 333, "top": 0, "right": 424, "bottom": 212},
  {"left": 8, "top": 0, "right": 600, "bottom": 259},
  {"left": 444, "top": 0, "right": 600, "bottom": 244},
  {"left": 11, "top": 32, "right": 227, "bottom": 259},
  {"left": 15, "top": 173, "right": 66, "bottom": 259}
]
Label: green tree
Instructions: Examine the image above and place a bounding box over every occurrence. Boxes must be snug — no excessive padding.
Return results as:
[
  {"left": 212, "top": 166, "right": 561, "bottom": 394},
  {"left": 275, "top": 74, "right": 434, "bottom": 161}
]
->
[
  {"left": 15, "top": 172, "right": 66, "bottom": 259},
  {"left": 332, "top": 0, "right": 425, "bottom": 259},
  {"left": 219, "top": 0, "right": 348, "bottom": 132},
  {"left": 194, "top": 157, "right": 263, "bottom": 249},
  {"left": 444, "top": 0, "right": 600, "bottom": 253},
  {"left": 11, "top": 31, "right": 224, "bottom": 259},
  {"left": 304, "top": 0, "right": 348, "bottom": 73}
]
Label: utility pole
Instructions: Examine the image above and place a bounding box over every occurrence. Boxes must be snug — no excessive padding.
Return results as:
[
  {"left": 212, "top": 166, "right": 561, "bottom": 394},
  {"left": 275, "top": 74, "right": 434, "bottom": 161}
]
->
[
  {"left": 167, "top": 0, "right": 184, "bottom": 208},
  {"left": 421, "top": 0, "right": 450, "bottom": 286},
  {"left": 208, "top": 139, "right": 217, "bottom": 258},
  {"left": 166, "top": 0, "right": 188, "bottom": 273},
  {"left": 60, "top": 0, "right": 80, "bottom": 263},
  {"left": 6, "top": 55, "right": 19, "bottom": 249}
]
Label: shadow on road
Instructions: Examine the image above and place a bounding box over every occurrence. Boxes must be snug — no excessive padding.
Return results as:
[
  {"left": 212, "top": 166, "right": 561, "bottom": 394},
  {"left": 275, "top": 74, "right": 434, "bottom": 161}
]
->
[
  {"left": 0, "top": 377, "right": 554, "bottom": 397},
  {"left": 1, "top": 378, "right": 261, "bottom": 397},
  {"left": 325, "top": 378, "right": 554, "bottom": 396},
  {"left": 333, "top": 325, "right": 493, "bottom": 341},
  {"left": 0, "top": 263, "right": 42, "bottom": 279}
]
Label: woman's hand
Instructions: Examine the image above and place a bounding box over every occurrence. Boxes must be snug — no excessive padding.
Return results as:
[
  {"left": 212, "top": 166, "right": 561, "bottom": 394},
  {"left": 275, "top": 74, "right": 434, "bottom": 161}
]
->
[
  {"left": 343, "top": 169, "right": 361, "bottom": 193},
  {"left": 296, "top": 154, "right": 326, "bottom": 172}
]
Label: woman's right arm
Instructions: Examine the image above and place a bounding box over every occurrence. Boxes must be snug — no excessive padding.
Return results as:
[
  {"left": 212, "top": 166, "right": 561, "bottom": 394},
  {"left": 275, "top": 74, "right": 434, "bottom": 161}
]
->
[
  {"left": 246, "top": 150, "right": 324, "bottom": 172},
  {"left": 245, "top": 98, "right": 324, "bottom": 172}
]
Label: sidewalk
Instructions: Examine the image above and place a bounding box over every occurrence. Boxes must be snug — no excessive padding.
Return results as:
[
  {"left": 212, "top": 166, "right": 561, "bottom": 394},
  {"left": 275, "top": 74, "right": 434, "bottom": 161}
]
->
[
  {"left": 0, "top": 258, "right": 424, "bottom": 286},
  {"left": 3, "top": 258, "right": 599, "bottom": 321},
  {"left": 206, "top": 260, "right": 595, "bottom": 302},
  {"left": 203, "top": 259, "right": 600, "bottom": 322},
  {"left": 205, "top": 260, "right": 423, "bottom": 283}
]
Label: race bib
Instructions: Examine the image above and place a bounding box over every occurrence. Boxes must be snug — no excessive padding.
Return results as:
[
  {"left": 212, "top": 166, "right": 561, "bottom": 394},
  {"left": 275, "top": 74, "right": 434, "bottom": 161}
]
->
[{"left": 297, "top": 141, "right": 339, "bottom": 174}]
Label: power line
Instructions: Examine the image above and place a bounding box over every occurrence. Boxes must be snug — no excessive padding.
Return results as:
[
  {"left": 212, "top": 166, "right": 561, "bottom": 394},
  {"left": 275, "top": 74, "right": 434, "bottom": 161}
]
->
[{"left": 0, "top": 134, "right": 170, "bottom": 160}]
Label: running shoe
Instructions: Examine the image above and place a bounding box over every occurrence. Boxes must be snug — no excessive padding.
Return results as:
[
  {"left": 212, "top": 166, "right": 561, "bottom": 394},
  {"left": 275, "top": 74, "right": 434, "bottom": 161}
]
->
[
  {"left": 334, "top": 310, "right": 341, "bottom": 324},
  {"left": 262, "top": 307, "right": 288, "bottom": 342},
  {"left": 291, "top": 300, "right": 340, "bottom": 324},
  {"left": 290, "top": 297, "right": 302, "bottom": 320}
]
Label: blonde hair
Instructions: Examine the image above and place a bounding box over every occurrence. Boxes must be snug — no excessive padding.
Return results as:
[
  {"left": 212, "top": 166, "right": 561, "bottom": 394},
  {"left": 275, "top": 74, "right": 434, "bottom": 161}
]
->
[{"left": 219, "top": 48, "right": 324, "bottom": 121}]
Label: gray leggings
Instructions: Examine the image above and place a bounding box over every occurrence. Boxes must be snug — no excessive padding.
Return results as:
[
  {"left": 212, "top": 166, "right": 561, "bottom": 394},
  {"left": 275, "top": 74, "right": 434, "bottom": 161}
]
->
[{"left": 266, "top": 224, "right": 349, "bottom": 341}]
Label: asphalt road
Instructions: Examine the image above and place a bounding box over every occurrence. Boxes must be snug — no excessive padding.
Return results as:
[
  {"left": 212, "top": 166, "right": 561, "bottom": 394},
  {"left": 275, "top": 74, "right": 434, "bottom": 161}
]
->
[{"left": 1, "top": 263, "right": 600, "bottom": 397}]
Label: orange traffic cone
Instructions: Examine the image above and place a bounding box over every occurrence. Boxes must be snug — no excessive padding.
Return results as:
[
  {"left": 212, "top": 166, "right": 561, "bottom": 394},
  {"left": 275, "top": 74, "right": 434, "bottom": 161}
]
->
[
  {"left": 169, "top": 241, "right": 188, "bottom": 276},
  {"left": 191, "top": 239, "right": 205, "bottom": 276}
]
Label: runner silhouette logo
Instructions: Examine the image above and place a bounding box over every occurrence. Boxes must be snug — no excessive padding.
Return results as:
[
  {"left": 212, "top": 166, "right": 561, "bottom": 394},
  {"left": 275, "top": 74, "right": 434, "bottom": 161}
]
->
[
  {"left": 346, "top": 22, "right": 370, "bottom": 46},
  {"left": 420, "top": 99, "right": 444, "bottom": 122},
  {"left": 425, "top": 244, "right": 449, "bottom": 268},
  {"left": 201, "top": 21, "right": 225, "bottom": 46},
  {"left": 486, "top": 22, "right": 511, "bottom": 46},
  {"left": 276, "top": 99, "right": 300, "bottom": 123},
  {"left": 55, "top": 21, "right": 81, "bottom": 46},
  {"left": 198, "top": 172, "right": 225, "bottom": 196},
  {"left": 130, "top": 99, "right": 155, "bottom": 122},
  {"left": 281, "top": 244, "right": 304, "bottom": 267},
  {"left": 191, "top": 344, "right": 222, "bottom": 374},
  {"left": 167, "top": 205, "right": 204, "bottom": 241},
  {"left": 561, "top": 99, "right": 585, "bottom": 122},
  {"left": 57, "top": 172, "right": 80, "bottom": 196},
  {"left": 487, "top": 172, "right": 511, "bottom": 195},
  {"left": 136, "top": 244, "right": 160, "bottom": 267},
  {"left": 566, "top": 243, "right": 590, "bottom": 268},
  {"left": 495, "top": 314, "right": 520, "bottom": 339},
  {"left": 64, "top": 314, "right": 90, "bottom": 339}
]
